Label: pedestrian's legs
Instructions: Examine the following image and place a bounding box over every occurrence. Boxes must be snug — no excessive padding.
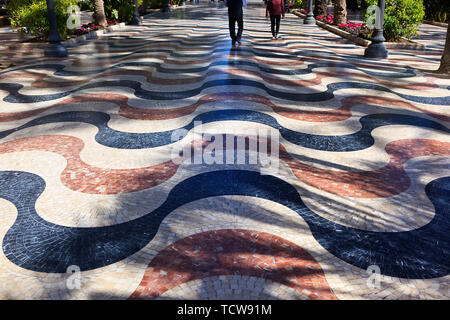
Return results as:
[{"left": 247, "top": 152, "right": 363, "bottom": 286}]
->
[
  {"left": 270, "top": 15, "right": 276, "bottom": 37},
  {"left": 236, "top": 14, "right": 243, "bottom": 42},
  {"left": 275, "top": 15, "right": 281, "bottom": 36},
  {"left": 229, "top": 15, "right": 237, "bottom": 42}
]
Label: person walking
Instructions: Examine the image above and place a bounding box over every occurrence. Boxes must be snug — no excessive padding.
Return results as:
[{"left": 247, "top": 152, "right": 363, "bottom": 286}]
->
[
  {"left": 265, "top": 0, "right": 285, "bottom": 40},
  {"left": 226, "top": 0, "right": 246, "bottom": 46}
]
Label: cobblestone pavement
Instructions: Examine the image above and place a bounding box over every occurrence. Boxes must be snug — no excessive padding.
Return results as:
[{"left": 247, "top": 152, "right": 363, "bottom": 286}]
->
[
  {"left": 412, "top": 23, "right": 447, "bottom": 53},
  {"left": 0, "top": 1, "right": 449, "bottom": 300}
]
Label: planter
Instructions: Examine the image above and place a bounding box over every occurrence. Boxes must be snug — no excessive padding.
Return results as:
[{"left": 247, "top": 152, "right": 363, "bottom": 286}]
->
[
  {"left": 384, "top": 38, "right": 426, "bottom": 50},
  {"left": 423, "top": 20, "right": 448, "bottom": 28},
  {"left": 63, "top": 22, "right": 127, "bottom": 47},
  {"left": 291, "top": 9, "right": 426, "bottom": 50},
  {"left": 316, "top": 19, "right": 370, "bottom": 46},
  {"left": 24, "top": 3, "right": 182, "bottom": 48}
]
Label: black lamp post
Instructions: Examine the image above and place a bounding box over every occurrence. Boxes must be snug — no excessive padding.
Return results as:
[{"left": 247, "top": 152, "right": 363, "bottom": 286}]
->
[
  {"left": 44, "top": 0, "right": 67, "bottom": 57},
  {"left": 364, "top": 0, "right": 388, "bottom": 59},
  {"left": 130, "top": 0, "right": 141, "bottom": 25},
  {"left": 303, "top": 0, "right": 315, "bottom": 25},
  {"left": 161, "top": 0, "right": 171, "bottom": 12}
]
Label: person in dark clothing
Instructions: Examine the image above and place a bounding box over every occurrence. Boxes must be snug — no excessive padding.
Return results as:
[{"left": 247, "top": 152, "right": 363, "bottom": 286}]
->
[
  {"left": 227, "top": 0, "right": 245, "bottom": 46},
  {"left": 265, "top": 0, "right": 285, "bottom": 39},
  {"left": 284, "top": 0, "right": 290, "bottom": 14}
]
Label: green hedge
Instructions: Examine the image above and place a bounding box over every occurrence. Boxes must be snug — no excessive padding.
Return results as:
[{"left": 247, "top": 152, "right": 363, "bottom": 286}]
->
[
  {"left": 423, "top": 0, "right": 449, "bottom": 23},
  {"left": 8, "top": 0, "right": 78, "bottom": 38},
  {"left": 292, "top": 0, "right": 303, "bottom": 9},
  {"left": 364, "top": 0, "right": 424, "bottom": 41},
  {"left": 103, "top": 0, "right": 143, "bottom": 21},
  {"left": 143, "top": 0, "right": 163, "bottom": 9},
  {"left": 79, "top": 0, "right": 94, "bottom": 11}
]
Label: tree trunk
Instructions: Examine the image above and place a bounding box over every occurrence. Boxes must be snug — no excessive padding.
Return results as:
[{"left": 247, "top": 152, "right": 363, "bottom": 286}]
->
[
  {"left": 334, "top": 0, "right": 347, "bottom": 25},
  {"left": 437, "top": 23, "right": 450, "bottom": 74},
  {"left": 314, "top": 0, "right": 328, "bottom": 17},
  {"left": 93, "top": 0, "right": 107, "bottom": 27}
]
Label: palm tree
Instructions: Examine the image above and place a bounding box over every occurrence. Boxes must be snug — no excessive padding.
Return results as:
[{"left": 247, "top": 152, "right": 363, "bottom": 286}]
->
[
  {"left": 437, "top": 23, "right": 450, "bottom": 74},
  {"left": 93, "top": 0, "right": 107, "bottom": 27},
  {"left": 314, "top": 0, "right": 327, "bottom": 17},
  {"left": 334, "top": 0, "right": 347, "bottom": 25}
]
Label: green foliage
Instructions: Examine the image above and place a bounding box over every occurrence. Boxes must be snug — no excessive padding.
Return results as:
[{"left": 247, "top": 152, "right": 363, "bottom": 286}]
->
[
  {"left": 79, "top": 0, "right": 94, "bottom": 11},
  {"left": 103, "top": 0, "right": 143, "bottom": 22},
  {"left": 364, "top": 0, "right": 425, "bottom": 41},
  {"left": 140, "top": 0, "right": 166, "bottom": 11},
  {"left": 292, "top": 0, "right": 303, "bottom": 9},
  {"left": 431, "top": 10, "right": 447, "bottom": 23},
  {"left": 111, "top": 8, "right": 119, "bottom": 19},
  {"left": 8, "top": 0, "right": 78, "bottom": 38},
  {"left": 423, "top": 0, "right": 449, "bottom": 22}
]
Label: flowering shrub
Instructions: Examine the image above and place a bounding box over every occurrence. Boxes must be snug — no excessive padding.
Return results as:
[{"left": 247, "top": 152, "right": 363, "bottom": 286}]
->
[
  {"left": 339, "top": 22, "right": 372, "bottom": 39},
  {"left": 317, "top": 14, "right": 334, "bottom": 24},
  {"left": 317, "top": 15, "right": 372, "bottom": 40},
  {"left": 71, "top": 19, "right": 120, "bottom": 37}
]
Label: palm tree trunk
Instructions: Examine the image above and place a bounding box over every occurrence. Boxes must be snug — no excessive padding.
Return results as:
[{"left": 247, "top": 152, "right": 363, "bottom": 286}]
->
[
  {"left": 334, "top": 0, "right": 347, "bottom": 25},
  {"left": 314, "top": 0, "right": 328, "bottom": 17},
  {"left": 437, "top": 23, "right": 450, "bottom": 74},
  {"left": 93, "top": 0, "right": 107, "bottom": 27}
]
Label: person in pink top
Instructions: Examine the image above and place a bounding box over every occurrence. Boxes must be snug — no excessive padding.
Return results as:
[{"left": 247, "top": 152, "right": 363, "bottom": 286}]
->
[{"left": 265, "top": 0, "right": 285, "bottom": 39}]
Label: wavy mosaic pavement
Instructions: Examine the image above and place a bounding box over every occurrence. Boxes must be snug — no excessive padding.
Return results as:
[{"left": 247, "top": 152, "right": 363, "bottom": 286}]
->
[
  {"left": 1, "top": 168, "right": 450, "bottom": 279},
  {"left": 129, "top": 229, "right": 338, "bottom": 300},
  {"left": 1, "top": 134, "right": 448, "bottom": 198},
  {"left": 1, "top": 109, "right": 448, "bottom": 151},
  {"left": 0, "top": 1, "right": 449, "bottom": 300}
]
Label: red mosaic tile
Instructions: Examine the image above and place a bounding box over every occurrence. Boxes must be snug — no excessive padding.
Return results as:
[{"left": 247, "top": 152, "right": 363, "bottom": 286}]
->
[{"left": 129, "top": 229, "right": 338, "bottom": 300}]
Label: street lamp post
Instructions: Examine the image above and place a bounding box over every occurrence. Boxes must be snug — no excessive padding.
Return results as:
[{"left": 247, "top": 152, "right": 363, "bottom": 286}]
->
[
  {"left": 303, "top": 0, "right": 315, "bottom": 25},
  {"left": 364, "top": 0, "right": 388, "bottom": 59},
  {"left": 130, "top": 0, "right": 141, "bottom": 25},
  {"left": 44, "top": 0, "right": 67, "bottom": 57}
]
